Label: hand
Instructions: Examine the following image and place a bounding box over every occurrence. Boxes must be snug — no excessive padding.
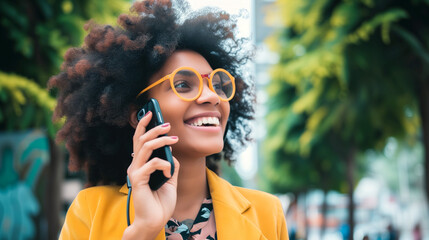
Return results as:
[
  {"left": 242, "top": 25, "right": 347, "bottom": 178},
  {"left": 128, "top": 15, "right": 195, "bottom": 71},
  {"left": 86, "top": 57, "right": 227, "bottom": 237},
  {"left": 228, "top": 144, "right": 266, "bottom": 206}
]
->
[{"left": 123, "top": 111, "right": 180, "bottom": 239}]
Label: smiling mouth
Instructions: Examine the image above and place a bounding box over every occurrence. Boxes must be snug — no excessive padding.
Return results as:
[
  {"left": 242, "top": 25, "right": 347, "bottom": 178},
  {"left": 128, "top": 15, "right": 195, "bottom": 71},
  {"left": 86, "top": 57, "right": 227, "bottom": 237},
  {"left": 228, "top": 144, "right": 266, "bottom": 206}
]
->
[{"left": 186, "top": 117, "right": 220, "bottom": 127}]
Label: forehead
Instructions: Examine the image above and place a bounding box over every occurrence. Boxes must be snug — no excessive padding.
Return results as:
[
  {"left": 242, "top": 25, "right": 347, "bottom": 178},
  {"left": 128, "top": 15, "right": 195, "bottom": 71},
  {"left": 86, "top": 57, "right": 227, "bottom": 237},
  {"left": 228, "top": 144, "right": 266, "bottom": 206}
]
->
[{"left": 150, "top": 50, "right": 213, "bottom": 81}]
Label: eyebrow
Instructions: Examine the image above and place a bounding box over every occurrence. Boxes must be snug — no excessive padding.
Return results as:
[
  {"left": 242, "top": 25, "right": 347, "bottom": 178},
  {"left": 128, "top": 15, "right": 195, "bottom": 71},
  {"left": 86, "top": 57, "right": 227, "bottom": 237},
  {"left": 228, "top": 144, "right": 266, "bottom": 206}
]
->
[{"left": 175, "top": 70, "right": 196, "bottom": 77}]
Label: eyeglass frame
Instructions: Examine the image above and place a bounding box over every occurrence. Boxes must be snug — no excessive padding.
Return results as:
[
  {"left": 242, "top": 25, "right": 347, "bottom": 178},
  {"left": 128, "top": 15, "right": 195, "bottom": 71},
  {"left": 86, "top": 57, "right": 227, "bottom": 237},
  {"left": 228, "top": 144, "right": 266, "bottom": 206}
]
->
[{"left": 136, "top": 66, "right": 236, "bottom": 101}]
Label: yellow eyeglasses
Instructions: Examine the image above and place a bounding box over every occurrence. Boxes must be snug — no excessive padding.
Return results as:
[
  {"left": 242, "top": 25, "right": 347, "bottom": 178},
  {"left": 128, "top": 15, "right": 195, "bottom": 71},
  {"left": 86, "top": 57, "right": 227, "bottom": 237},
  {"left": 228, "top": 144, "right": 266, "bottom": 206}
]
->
[{"left": 136, "top": 66, "right": 236, "bottom": 101}]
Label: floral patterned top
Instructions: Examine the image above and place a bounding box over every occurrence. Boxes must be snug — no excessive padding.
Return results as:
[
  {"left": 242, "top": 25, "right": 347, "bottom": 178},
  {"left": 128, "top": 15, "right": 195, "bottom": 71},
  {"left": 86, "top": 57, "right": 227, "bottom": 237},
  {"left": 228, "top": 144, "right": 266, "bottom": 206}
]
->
[{"left": 165, "top": 198, "right": 217, "bottom": 240}]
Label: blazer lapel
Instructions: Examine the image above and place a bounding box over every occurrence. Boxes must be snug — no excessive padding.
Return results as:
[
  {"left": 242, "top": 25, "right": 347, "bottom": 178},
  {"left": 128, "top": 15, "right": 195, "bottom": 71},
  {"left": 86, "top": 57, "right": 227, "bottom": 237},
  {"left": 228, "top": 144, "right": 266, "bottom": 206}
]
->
[{"left": 207, "top": 169, "right": 267, "bottom": 240}]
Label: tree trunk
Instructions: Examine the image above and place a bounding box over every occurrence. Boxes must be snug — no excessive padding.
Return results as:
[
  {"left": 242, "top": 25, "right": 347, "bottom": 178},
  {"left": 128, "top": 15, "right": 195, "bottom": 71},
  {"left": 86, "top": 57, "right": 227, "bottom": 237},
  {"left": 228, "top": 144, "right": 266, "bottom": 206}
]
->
[
  {"left": 47, "top": 138, "right": 64, "bottom": 240},
  {"left": 346, "top": 147, "right": 356, "bottom": 240},
  {"left": 320, "top": 189, "right": 328, "bottom": 239},
  {"left": 300, "top": 191, "right": 309, "bottom": 240},
  {"left": 417, "top": 77, "right": 429, "bottom": 203}
]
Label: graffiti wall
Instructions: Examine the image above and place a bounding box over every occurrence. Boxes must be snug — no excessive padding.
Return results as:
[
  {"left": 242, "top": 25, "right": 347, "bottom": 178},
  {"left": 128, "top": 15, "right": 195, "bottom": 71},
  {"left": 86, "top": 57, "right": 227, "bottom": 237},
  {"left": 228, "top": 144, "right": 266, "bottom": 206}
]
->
[{"left": 0, "top": 130, "right": 49, "bottom": 239}]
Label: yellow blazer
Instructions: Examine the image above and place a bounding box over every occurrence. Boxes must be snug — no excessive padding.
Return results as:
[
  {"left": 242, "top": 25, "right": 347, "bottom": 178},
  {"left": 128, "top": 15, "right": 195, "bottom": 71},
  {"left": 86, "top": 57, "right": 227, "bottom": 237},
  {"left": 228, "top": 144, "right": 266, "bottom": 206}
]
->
[{"left": 59, "top": 169, "right": 289, "bottom": 239}]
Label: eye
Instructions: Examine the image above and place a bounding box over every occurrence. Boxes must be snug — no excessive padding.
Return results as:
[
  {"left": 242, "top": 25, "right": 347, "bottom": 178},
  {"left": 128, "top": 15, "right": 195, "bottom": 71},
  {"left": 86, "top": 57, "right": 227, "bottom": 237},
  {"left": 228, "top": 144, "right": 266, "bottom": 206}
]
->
[
  {"left": 174, "top": 80, "right": 192, "bottom": 91},
  {"left": 173, "top": 70, "right": 199, "bottom": 93},
  {"left": 211, "top": 74, "right": 224, "bottom": 92},
  {"left": 213, "top": 81, "right": 222, "bottom": 90}
]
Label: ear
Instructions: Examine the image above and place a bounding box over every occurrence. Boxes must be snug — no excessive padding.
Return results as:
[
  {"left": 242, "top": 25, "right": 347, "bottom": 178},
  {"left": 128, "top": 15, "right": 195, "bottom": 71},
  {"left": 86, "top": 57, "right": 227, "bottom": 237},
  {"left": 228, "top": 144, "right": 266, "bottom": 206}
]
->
[{"left": 128, "top": 106, "right": 139, "bottom": 129}]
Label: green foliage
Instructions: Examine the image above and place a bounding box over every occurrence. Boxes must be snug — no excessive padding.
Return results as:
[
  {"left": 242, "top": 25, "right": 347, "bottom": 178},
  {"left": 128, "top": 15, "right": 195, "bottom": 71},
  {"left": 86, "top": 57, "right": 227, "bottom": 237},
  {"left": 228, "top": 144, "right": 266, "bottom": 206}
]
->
[
  {"left": 0, "top": 72, "right": 61, "bottom": 137},
  {"left": 0, "top": 0, "right": 131, "bottom": 87},
  {"left": 0, "top": 0, "right": 130, "bottom": 134},
  {"left": 220, "top": 160, "right": 243, "bottom": 187},
  {"left": 264, "top": 0, "right": 428, "bottom": 193}
]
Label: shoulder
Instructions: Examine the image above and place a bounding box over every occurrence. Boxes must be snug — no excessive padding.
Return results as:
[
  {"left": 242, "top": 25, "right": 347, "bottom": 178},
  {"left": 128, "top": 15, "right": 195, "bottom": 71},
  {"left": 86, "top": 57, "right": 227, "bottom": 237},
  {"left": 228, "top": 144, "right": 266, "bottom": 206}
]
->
[
  {"left": 79, "top": 185, "right": 122, "bottom": 196},
  {"left": 65, "top": 185, "right": 126, "bottom": 224},
  {"left": 208, "top": 169, "right": 282, "bottom": 209},
  {"left": 71, "top": 185, "right": 125, "bottom": 211},
  {"left": 60, "top": 185, "right": 128, "bottom": 239},
  {"left": 234, "top": 186, "right": 283, "bottom": 209},
  {"left": 231, "top": 186, "right": 289, "bottom": 239},
  {"left": 76, "top": 185, "right": 122, "bottom": 201},
  {"left": 235, "top": 186, "right": 279, "bottom": 201}
]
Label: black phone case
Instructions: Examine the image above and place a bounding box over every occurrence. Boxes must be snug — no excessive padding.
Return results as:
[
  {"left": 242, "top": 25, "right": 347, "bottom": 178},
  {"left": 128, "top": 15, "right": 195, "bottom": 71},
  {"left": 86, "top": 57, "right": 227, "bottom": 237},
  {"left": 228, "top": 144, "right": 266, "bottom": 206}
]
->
[{"left": 137, "top": 98, "right": 175, "bottom": 190}]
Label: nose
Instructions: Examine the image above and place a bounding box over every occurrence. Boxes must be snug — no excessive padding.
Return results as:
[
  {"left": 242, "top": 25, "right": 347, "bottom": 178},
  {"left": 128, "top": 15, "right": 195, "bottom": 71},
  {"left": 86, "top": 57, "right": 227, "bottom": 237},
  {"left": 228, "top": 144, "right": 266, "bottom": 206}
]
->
[{"left": 195, "top": 78, "right": 220, "bottom": 105}]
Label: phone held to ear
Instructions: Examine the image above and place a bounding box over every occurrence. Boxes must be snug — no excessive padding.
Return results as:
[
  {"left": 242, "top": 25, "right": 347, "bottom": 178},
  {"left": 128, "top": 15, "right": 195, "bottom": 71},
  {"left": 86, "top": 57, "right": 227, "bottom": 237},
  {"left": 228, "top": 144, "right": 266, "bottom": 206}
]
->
[{"left": 136, "top": 98, "right": 175, "bottom": 190}]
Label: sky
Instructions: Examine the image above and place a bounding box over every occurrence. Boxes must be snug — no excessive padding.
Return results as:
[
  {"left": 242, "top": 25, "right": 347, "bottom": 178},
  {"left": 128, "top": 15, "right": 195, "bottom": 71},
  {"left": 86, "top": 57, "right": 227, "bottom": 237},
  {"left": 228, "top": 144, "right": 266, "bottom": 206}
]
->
[{"left": 187, "top": 0, "right": 252, "bottom": 39}]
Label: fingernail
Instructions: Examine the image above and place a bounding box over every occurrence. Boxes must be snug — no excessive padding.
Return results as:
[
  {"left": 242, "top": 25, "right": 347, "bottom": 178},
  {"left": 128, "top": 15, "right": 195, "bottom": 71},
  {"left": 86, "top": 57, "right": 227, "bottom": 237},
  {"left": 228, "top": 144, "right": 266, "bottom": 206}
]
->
[
  {"left": 170, "top": 136, "right": 178, "bottom": 139},
  {"left": 144, "top": 111, "right": 151, "bottom": 117},
  {"left": 161, "top": 123, "right": 170, "bottom": 127}
]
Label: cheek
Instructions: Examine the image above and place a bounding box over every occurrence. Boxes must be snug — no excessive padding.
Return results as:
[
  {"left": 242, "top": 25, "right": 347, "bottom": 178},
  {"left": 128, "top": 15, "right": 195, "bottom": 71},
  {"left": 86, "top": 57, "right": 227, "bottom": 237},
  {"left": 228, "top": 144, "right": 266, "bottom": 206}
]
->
[
  {"left": 159, "top": 101, "right": 181, "bottom": 124},
  {"left": 222, "top": 102, "right": 230, "bottom": 126},
  {"left": 148, "top": 89, "right": 178, "bottom": 123},
  {"left": 156, "top": 98, "right": 188, "bottom": 131}
]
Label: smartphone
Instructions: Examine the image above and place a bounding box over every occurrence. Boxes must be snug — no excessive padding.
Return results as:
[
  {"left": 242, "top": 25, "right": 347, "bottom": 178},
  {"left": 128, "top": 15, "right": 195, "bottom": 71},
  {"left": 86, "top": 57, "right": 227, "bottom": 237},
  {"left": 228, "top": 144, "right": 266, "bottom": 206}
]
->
[{"left": 136, "top": 98, "right": 175, "bottom": 190}]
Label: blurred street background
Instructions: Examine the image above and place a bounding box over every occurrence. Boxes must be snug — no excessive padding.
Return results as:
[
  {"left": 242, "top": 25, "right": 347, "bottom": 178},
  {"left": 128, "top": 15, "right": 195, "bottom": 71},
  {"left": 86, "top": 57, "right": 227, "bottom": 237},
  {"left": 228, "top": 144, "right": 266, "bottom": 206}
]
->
[{"left": 1, "top": 0, "right": 428, "bottom": 239}]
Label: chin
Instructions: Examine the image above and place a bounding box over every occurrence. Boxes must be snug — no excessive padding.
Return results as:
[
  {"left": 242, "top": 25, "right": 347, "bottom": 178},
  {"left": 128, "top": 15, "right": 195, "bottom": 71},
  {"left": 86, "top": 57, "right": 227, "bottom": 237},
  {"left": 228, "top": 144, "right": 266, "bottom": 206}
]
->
[
  {"left": 173, "top": 138, "right": 224, "bottom": 158},
  {"left": 196, "top": 138, "right": 225, "bottom": 156}
]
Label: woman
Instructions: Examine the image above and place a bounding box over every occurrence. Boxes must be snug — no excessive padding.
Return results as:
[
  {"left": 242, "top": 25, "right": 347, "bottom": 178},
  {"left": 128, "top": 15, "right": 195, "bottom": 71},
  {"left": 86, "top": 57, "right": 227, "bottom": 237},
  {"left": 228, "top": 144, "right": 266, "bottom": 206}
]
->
[{"left": 50, "top": 0, "right": 289, "bottom": 239}]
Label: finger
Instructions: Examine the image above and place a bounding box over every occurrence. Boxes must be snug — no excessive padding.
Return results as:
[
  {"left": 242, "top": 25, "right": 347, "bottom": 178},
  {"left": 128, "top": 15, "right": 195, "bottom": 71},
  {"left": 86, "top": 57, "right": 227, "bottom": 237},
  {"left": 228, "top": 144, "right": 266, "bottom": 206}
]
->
[
  {"left": 129, "top": 158, "right": 174, "bottom": 188},
  {"left": 134, "top": 123, "right": 172, "bottom": 153},
  {"left": 131, "top": 136, "right": 179, "bottom": 170},
  {"left": 134, "top": 135, "right": 178, "bottom": 167},
  {"left": 133, "top": 111, "right": 152, "bottom": 143},
  {"left": 168, "top": 157, "right": 180, "bottom": 184}
]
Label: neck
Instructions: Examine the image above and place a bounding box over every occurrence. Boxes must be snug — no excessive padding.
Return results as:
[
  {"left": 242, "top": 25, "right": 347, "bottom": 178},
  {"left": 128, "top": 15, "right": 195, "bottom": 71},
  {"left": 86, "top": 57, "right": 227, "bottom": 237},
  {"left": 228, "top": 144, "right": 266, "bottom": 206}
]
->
[
  {"left": 177, "top": 156, "right": 208, "bottom": 199},
  {"left": 173, "top": 155, "right": 209, "bottom": 221}
]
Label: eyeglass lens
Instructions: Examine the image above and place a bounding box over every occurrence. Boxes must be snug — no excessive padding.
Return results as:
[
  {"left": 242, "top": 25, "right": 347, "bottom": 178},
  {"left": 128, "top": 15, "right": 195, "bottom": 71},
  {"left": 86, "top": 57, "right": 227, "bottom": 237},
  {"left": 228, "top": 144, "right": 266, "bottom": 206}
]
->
[{"left": 173, "top": 70, "right": 233, "bottom": 100}]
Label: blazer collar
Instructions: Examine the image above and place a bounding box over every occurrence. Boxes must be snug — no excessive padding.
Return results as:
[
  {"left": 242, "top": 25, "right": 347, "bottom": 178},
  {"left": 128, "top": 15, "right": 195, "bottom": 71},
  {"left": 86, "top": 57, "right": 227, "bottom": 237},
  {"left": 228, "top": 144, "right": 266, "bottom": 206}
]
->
[
  {"left": 207, "top": 168, "right": 266, "bottom": 239},
  {"left": 119, "top": 169, "right": 266, "bottom": 239},
  {"left": 206, "top": 168, "right": 250, "bottom": 214}
]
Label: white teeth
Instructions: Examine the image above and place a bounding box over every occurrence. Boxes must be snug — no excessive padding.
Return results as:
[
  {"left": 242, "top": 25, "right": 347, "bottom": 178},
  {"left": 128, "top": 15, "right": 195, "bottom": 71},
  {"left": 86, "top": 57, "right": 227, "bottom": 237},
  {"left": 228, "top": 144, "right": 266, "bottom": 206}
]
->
[{"left": 190, "top": 117, "right": 220, "bottom": 126}]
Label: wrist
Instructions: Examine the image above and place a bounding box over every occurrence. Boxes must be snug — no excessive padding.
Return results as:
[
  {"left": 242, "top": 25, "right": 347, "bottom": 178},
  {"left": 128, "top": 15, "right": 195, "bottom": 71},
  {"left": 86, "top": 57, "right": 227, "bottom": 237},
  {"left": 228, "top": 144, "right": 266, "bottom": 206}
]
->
[{"left": 122, "top": 221, "right": 162, "bottom": 240}]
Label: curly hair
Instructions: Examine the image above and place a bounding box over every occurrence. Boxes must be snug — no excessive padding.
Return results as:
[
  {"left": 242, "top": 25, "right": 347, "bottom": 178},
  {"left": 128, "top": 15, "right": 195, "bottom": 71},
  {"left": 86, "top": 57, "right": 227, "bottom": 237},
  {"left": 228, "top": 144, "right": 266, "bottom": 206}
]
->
[{"left": 49, "top": 0, "right": 255, "bottom": 186}]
